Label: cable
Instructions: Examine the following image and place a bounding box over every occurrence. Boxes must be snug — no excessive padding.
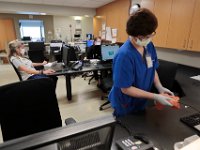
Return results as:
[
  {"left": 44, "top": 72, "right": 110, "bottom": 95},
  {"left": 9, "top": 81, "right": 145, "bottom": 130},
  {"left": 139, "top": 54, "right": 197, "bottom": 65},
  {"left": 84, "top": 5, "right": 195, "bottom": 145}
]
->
[{"left": 180, "top": 101, "right": 200, "bottom": 113}]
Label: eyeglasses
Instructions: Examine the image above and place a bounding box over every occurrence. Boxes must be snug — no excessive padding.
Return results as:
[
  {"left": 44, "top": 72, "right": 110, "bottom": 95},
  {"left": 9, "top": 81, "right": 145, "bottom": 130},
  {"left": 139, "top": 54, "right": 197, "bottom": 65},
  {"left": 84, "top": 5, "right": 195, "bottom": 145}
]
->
[{"left": 138, "top": 32, "right": 156, "bottom": 40}]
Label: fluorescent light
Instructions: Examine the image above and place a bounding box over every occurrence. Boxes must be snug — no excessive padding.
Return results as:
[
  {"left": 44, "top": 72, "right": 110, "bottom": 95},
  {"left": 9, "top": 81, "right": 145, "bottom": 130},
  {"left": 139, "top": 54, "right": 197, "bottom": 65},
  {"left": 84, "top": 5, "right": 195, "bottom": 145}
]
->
[
  {"left": 74, "top": 16, "right": 82, "bottom": 20},
  {"left": 16, "top": 11, "right": 46, "bottom": 15}
]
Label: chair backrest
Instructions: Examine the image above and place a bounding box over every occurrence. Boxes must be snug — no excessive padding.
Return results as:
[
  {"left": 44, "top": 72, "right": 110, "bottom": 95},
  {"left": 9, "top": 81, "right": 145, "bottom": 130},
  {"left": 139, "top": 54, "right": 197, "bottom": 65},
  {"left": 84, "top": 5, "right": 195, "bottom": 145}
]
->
[
  {"left": 0, "top": 78, "right": 62, "bottom": 141},
  {"left": 157, "top": 59, "right": 178, "bottom": 90},
  {"left": 28, "top": 42, "right": 45, "bottom": 51},
  {"left": 9, "top": 60, "right": 22, "bottom": 81}
]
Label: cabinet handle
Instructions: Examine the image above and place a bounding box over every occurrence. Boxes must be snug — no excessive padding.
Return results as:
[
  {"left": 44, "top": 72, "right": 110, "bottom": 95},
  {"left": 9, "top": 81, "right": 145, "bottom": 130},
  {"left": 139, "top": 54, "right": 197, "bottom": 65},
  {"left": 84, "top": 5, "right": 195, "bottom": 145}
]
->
[
  {"left": 189, "top": 40, "right": 193, "bottom": 49},
  {"left": 183, "top": 40, "right": 186, "bottom": 48}
]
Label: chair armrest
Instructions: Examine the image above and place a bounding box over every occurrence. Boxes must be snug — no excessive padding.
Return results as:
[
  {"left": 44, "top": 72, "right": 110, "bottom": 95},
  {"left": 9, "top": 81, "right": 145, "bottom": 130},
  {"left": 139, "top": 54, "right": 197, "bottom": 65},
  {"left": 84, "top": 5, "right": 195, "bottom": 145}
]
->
[{"left": 65, "top": 117, "right": 76, "bottom": 125}]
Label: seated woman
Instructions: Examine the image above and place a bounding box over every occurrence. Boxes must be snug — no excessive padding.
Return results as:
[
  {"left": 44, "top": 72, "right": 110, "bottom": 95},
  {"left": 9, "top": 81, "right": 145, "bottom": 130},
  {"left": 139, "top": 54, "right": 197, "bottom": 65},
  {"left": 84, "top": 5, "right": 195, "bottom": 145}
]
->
[{"left": 8, "top": 40, "right": 57, "bottom": 86}]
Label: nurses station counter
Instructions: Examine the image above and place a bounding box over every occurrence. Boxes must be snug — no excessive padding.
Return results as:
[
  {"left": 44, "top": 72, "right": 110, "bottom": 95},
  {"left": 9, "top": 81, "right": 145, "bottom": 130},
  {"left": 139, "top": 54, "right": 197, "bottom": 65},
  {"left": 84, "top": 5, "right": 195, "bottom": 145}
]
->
[{"left": 111, "top": 65, "right": 200, "bottom": 150}]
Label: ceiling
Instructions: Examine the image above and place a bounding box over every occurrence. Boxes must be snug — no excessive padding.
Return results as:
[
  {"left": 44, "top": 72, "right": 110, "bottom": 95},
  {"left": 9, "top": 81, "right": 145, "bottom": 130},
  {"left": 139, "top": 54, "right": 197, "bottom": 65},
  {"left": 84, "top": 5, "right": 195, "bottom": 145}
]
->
[{"left": 0, "top": 0, "right": 115, "bottom": 8}]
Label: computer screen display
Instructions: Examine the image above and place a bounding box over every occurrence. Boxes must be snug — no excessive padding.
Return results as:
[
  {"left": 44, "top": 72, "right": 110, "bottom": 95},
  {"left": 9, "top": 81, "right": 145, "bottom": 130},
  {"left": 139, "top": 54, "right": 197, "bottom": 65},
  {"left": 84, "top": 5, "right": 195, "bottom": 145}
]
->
[
  {"left": 86, "top": 40, "right": 94, "bottom": 47},
  {"left": 22, "top": 36, "right": 31, "bottom": 41},
  {"left": 74, "top": 34, "right": 81, "bottom": 38},
  {"left": 0, "top": 116, "right": 116, "bottom": 150},
  {"left": 101, "top": 45, "right": 119, "bottom": 61}
]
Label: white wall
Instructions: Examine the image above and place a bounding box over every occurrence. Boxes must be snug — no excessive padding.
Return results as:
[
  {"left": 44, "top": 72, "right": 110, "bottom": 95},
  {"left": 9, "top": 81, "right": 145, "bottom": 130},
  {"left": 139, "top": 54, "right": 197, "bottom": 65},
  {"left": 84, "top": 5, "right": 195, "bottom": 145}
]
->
[
  {"left": 53, "top": 16, "right": 93, "bottom": 43},
  {"left": 156, "top": 47, "right": 200, "bottom": 68}
]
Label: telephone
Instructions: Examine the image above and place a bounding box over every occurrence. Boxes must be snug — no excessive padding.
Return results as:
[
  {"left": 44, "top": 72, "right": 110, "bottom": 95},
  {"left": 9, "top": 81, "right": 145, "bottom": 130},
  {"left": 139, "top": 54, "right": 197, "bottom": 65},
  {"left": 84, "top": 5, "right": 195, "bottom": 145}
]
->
[
  {"left": 115, "top": 136, "right": 154, "bottom": 150},
  {"left": 71, "top": 61, "right": 83, "bottom": 70}
]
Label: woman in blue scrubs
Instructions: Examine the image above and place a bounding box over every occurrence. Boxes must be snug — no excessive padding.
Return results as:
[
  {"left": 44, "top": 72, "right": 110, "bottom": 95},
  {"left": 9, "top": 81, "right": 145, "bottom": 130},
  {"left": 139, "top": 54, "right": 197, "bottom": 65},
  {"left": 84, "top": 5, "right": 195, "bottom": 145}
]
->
[{"left": 109, "top": 8, "right": 174, "bottom": 117}]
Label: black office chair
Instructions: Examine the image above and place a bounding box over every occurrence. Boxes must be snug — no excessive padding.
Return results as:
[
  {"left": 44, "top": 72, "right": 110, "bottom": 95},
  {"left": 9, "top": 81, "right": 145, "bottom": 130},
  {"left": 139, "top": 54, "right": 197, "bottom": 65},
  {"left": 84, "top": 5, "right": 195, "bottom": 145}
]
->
[
  {"left": 0, "top": 78, "right": 75, "bottom": 141},
  {"left": 9, "top": 60, "right": 22, "bottom": 81},
  {"left": 156, "top": 59, "right": 184, "bottom": 97},
  {"left": 28, "top": 42, "right": 46, "bottom": 70},
  {"left": 99, "top": 72, "right": 113, "bottom": 111},
  {"left": 83, "top": 45, "right": 101, "bottom": 84}
]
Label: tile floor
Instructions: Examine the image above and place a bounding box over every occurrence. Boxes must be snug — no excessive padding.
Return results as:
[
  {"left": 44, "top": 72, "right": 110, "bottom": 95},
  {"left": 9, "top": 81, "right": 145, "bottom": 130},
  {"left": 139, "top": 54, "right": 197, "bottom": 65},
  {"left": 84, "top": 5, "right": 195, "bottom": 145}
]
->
[{"left": 0, "top": 64, "right": 113, "bottom": 143}]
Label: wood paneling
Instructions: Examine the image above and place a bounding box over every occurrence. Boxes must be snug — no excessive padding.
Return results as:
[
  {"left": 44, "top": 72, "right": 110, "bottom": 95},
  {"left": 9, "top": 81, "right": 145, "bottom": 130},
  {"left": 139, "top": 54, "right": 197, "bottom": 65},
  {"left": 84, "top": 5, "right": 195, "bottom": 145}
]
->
[
  {"left": 153, "top": 0, "right": 172, "bottom": 47},
  {"left": 166, "top": 0, "right": 195, "bottom": 50},
  {"left": 188, "top": 0, "right": 200, "bottom": 51},
  {"left": 0, "top": 19, "right": 16, "bottom": 52},
  {"left": 94, "top": 0, "right": 130, "bottom": 42}
]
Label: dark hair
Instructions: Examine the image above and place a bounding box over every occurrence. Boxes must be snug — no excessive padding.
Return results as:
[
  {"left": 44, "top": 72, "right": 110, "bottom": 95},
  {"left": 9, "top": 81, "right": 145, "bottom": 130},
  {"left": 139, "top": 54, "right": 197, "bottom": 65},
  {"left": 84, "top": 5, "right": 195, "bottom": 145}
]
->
[{"left": 126, "top": 8, "right": 158, "bottom": 37}]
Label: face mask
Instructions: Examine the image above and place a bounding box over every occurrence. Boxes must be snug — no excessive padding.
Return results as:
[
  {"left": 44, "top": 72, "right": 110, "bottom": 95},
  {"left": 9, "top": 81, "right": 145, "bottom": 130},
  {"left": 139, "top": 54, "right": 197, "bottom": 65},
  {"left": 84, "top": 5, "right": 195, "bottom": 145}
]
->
[
  {"left": 95, "top": 41, "right": 101, "bottom": 45},
  {"left": 136, "top": 38, "right": 151, "bottom": 47},
  {"left": 20, "top": 48, "right": 26, "bottom": 55}
]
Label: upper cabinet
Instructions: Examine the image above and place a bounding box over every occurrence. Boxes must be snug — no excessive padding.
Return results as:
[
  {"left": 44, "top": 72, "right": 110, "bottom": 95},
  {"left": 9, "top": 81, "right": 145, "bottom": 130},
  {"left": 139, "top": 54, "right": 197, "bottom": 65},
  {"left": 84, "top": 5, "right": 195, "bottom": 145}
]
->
[
  {"left": 166, "top": 0, "right": 195, "bottom": 50},
  {"left": 141, "top": 0, "right": 200, "bottom": 52},
  {"left": 188, "top": 0, "right": 200, "bottom": 51},
  {"left": 153, "top": 0, "right": 172, "bottom": 47}
]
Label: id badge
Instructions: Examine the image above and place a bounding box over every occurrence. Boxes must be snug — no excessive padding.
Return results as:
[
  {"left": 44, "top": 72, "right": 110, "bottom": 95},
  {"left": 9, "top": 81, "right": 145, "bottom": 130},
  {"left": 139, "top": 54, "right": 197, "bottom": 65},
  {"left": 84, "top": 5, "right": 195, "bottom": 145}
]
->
[{"left": 146, "top": 55, "right": 153, "bottom": 68}]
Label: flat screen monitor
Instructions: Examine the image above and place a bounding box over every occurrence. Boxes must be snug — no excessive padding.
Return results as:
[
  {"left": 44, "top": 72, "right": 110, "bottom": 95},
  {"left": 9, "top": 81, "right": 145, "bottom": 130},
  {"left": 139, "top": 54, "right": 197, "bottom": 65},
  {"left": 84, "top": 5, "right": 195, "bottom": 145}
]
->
[
  {"left": 22, "top": 36, "right": 31, "bottom": 41},
  {"left": 62, "top": 45, "right": 77, "bottom": 66},
  {"left": 93, "top": 45, "right": 102, "bottom": 59},
  {"left": 86, "top": 34, "right": 93, "bottom": 40},
  {"left": 101, "top": 45, "right": 119, "bottom": 61},
  {"left": 86, "top": 40, "right": 94, "bottom": 47},
  {"left": 0, "top": 115, "right": 116, "bottom": 150},
  {"left": 74, "top": 34, "right": 81, "bottom": 38}
]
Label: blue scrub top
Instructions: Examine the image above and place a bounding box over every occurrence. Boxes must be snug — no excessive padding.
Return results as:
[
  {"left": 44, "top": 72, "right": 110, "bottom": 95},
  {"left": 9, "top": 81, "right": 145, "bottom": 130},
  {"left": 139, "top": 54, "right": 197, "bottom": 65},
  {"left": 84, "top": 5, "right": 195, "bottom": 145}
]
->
[{"left": 108, "top": 39, "right": 159, "bottom": 117}]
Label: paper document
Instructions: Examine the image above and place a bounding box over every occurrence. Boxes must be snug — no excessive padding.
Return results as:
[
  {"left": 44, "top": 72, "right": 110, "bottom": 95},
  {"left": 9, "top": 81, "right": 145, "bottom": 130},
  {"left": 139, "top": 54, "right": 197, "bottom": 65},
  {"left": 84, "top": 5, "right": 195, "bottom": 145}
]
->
[
  {"left": 190, "top": 75, "right": 200, "bottom": 81},
  {"left": 44, "top": 61, "right": 57, "bottom": 68}
]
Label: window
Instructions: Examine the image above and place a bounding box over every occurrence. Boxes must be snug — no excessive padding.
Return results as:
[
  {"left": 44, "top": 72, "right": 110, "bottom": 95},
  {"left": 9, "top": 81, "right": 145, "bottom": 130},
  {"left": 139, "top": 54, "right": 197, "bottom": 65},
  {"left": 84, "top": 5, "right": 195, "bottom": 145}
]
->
[{"left": 19, "top": 20, "right": 45, "bottom": 42}]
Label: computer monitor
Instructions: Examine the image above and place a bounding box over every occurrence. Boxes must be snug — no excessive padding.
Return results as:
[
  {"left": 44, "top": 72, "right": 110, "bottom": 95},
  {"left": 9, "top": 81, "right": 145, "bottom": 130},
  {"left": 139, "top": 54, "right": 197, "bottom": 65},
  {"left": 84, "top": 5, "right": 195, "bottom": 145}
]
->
[
  {"left": 86, "top": 33, "right": 93, "bottom": 40},
  {"left": 86, "top": 40, "right": 94, "bottom": 47},
  {"left": 93, "top": 45, "right": 102, "bottom": 59},
  {"left": 62, "top": 45, "right": 77, "bottom": 66},
  {"left": 0, "top": 115, "right": 116, "bottom": 150},
  {"left": 101, "top": 45, "right": 119, "bottom": 61},
  {"left": 74, "top": 34, "right": 81, "bottom": 38},
  {"left": 22, "top": 36, "right": 31, "bottom": 41}
]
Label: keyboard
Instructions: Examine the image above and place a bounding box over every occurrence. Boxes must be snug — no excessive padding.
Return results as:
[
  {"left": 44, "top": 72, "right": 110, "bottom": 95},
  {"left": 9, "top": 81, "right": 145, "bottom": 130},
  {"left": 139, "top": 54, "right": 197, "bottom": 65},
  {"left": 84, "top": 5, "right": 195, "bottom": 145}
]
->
[
  {"left": 101, "top": 63, "right": 112, "bottom": 68},
  {"left": 180, "top": 113, "right": 200, "bottom": 132}
]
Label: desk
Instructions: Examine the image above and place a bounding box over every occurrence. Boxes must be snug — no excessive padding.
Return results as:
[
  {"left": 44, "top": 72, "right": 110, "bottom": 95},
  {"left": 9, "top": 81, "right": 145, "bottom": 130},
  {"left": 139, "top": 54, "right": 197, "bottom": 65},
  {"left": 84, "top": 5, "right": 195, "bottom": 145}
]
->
[
  {"left": 111, "top": 65, "right": 200, "bottom": 150},
  {"left": 0, "top": 65, "right": 199, "bottom": 150},
  {"left": 49, "top": 62, "right": 112, "bottom": 100}
]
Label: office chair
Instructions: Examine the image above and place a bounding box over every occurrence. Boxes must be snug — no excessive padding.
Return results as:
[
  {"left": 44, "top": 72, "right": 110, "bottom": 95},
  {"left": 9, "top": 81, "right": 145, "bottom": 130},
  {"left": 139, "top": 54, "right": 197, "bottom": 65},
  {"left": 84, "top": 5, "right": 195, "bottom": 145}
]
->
[
  {"left": 9, "top": 60, "right": 22, "bottom": 81},
  {"left": 99, "top": 73, "right": 113, "bottom": 111},
  {"left": 28, "top": 42, "right": 46, "bottom": 70},
  {"left": 82, "top": 45, "right": 101, "bottom": 84},
  {"left": 0, "top": 78, "right": 75, "bottom": 141}
]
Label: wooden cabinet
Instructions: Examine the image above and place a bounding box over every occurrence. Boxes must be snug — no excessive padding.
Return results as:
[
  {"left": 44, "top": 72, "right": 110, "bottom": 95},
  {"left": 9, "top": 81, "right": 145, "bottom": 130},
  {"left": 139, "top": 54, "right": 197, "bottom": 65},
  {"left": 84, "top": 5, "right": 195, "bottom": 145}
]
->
[
  {"left": 0, "top": 19, "right": 16, "bottom": 52},
  {"left": 153, "top": 0, "right": 172, "bottom": 47},
  {"left": 141, "top": 0, "right": 200, "bottom": 52},
  {"left": 141, "top": 0, "right": 172, "bottom": 47},
  {"left": 166, "top": 0, "right": 195, "bottom": 50},
  {"left": 187, "top": 0, "right": 200, "bottom": 51}
]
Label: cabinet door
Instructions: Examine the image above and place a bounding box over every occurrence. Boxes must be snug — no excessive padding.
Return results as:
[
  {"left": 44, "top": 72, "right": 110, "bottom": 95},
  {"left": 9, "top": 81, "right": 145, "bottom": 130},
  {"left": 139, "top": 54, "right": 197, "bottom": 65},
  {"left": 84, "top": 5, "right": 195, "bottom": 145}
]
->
[
  {"left": 153, "top": 0, "right": 172, "bottom": 47},
  {"left": 188, "top": 0, "right": 200, "bottom": 51},
  {"left": 141, "top": 0, "right": 155, "bottom": 12},
  {"left": 166, "top": 0, "right": 195, "bottom": 50}
]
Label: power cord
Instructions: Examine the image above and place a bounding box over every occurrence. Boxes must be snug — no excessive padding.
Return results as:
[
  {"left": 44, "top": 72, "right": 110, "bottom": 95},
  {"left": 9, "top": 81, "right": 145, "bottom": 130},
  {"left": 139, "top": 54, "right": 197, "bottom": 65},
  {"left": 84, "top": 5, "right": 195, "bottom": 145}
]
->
[{"left": 180, "top": 101, "right": 200, "bottom": 113}]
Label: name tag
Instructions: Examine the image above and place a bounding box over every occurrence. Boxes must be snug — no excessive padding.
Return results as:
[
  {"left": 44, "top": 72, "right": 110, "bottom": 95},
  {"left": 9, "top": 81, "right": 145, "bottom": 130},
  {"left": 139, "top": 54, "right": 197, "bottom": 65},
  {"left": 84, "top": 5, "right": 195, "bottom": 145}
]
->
[{"left": 146, "top": 56, "right": 153, "bottom": 68}]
